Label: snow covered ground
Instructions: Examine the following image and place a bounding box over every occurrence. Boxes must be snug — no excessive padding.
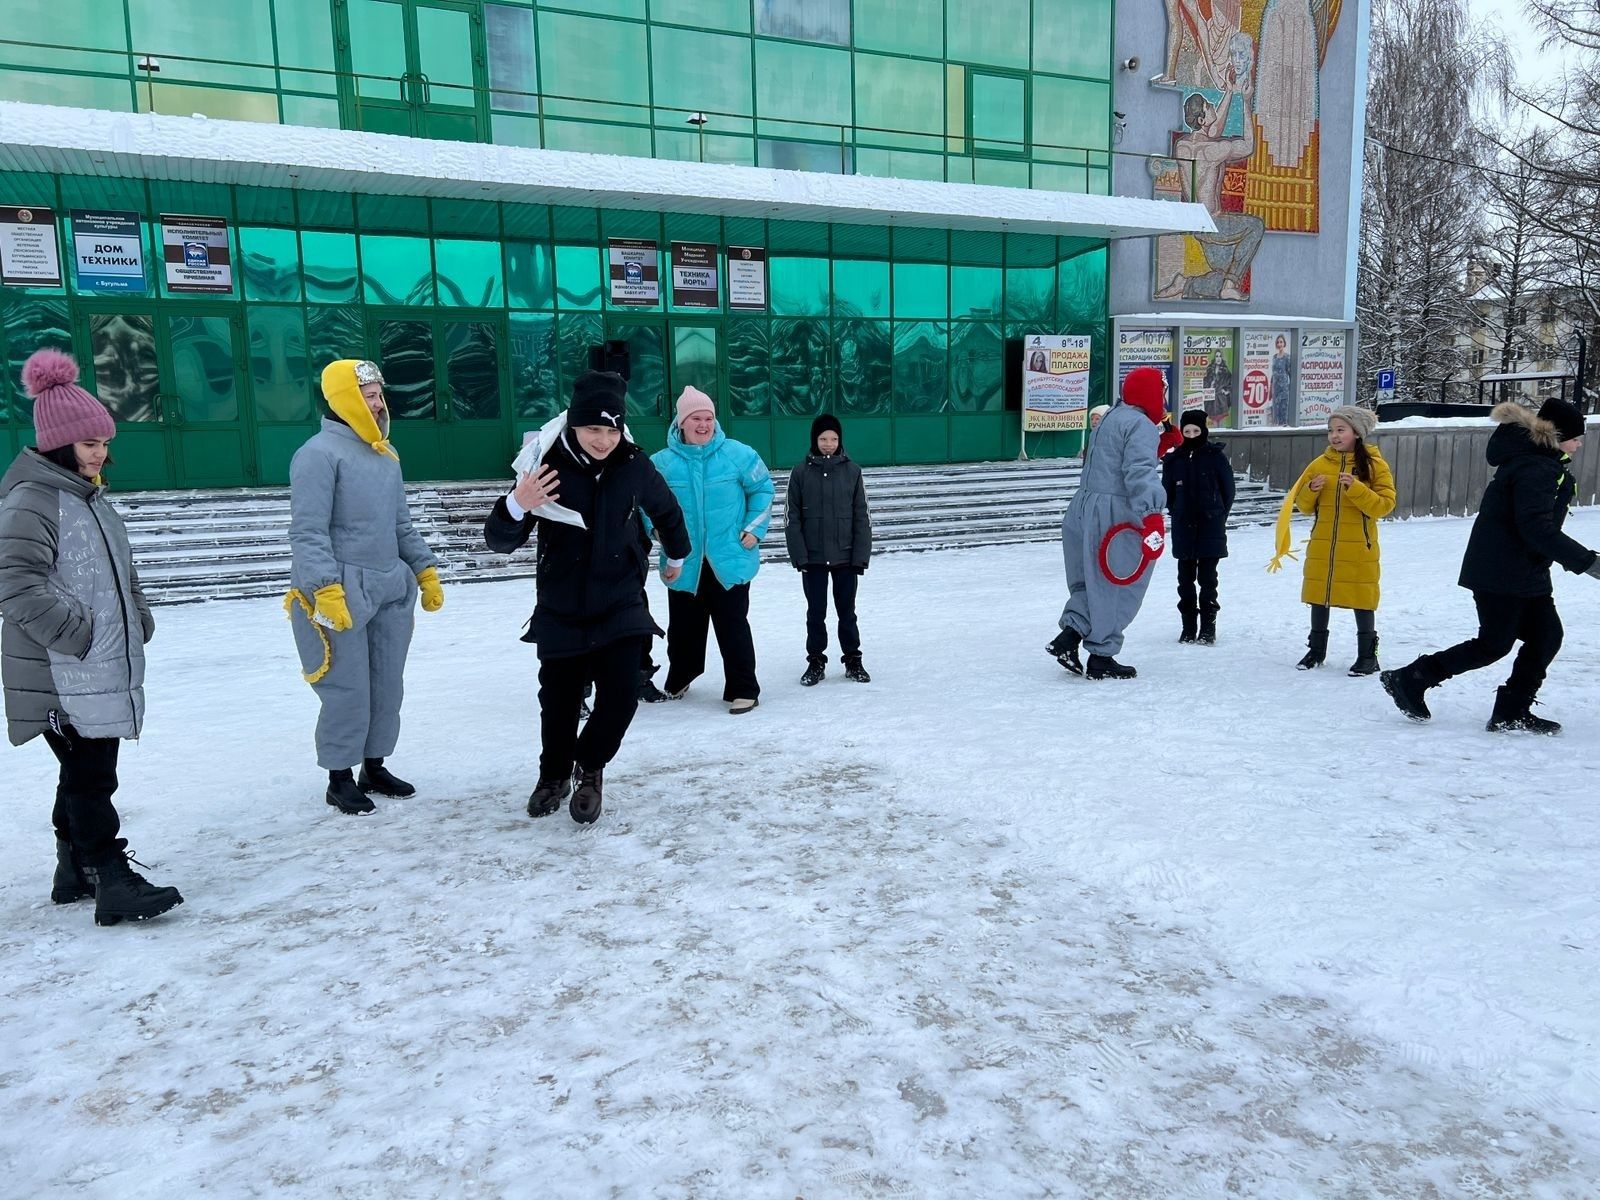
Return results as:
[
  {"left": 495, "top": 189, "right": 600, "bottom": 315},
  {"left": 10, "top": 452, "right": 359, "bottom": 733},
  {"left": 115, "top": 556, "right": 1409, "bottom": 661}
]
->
[{"left": 4, "top": 511, "right": 1600, "bottom": 1199}]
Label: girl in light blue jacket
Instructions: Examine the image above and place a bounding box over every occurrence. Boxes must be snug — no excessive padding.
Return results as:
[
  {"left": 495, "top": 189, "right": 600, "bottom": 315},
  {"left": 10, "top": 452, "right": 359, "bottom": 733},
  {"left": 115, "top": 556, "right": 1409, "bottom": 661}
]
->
[{"left": 651, "top": 387, "right": 774, "bottom": 713}]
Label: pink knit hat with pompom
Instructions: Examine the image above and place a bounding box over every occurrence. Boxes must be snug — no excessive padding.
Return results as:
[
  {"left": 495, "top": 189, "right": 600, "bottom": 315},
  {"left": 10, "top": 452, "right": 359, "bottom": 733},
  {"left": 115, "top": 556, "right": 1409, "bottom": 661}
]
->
[{"left": 24, "top": 349, "right": 115, "bottom": 452}]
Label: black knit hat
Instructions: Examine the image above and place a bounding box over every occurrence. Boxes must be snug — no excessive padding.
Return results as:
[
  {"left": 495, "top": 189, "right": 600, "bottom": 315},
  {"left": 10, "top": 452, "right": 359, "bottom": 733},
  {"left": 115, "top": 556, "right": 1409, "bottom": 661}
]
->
[
  {"left": 1179, "top": 408, "right": 1208, "bottom": 431},
  {"left": 810, "top": 412, "right": 843, "bottom": 455},
  {"left": 568, "top": 370, "right": 627, "bottom": 430},
  {"left": 1539, "top": 396, "right": 1585, "bottom": 442}
]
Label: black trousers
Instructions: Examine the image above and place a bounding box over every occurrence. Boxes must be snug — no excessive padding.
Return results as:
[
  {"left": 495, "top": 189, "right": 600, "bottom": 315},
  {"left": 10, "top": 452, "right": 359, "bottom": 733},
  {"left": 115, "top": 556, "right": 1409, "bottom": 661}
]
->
[
  {"left": 1310, "top": 604, "right": 1375, "bottom": 635},
  {"left": 1413, "top": 591, "right": 1562, "bottom": 698},
  {"left": 802, "top": 566, "right": 861, "bottom": 660},
  {"left": 43, "top": 725, "right": 122, "bottom": 863},
  {"left": 665, "top": 569, "right": 759, "bottom": 701},
  {"left": 1175, "top": 557, "right": 1220, "bottom": 617},
  {"left": 538, "top": 635, "right": 646, "bottom": 780}
]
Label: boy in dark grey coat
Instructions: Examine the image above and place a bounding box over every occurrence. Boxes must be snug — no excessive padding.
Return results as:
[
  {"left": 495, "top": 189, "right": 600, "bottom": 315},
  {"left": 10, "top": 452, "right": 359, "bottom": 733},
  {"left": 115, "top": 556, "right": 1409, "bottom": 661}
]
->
[{"left": 785, "top": 414, "right": 872, "bottom": 685}]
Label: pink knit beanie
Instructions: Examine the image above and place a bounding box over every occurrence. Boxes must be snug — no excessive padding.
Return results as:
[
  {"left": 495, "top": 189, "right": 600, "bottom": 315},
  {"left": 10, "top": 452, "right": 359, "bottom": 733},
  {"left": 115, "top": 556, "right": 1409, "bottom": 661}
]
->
[
  {"left": 675, "top": 386, "right": 715, "bottom": 428},
  {"left": 24, "top": 349, "right": 115, "bottom": 452}
]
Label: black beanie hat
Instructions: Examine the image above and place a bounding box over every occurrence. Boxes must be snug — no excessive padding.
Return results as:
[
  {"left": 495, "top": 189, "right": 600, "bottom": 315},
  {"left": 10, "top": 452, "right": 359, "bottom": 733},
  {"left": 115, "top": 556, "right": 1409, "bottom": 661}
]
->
[
  {"left": 568, "top": 370, "right": 627, "bottom": 430},
  {"left": 1179, "top": 408, "right": 1209, "bottom": 432},
  {"left": 1539, "top": 396, "right": 1585, "bottom": 442},
  {"left": 810, "top": 412, "right": 844, "bottom": 455}
]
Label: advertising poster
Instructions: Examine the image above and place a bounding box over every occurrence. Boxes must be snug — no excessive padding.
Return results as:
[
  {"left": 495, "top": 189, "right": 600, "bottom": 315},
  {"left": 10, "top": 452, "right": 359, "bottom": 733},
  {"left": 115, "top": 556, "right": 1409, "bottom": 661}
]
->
[
  {"left": 607, "top": 238, "right": 659, "bottom": 306},
  {"left": 0, "top": 204, "right": 61, "bottom": 287},
  {"left": 161, "top": 214, "right": 232, "bottom": 294},
  {"left": 670, "top": 241, "right": 719, "bottom": 308},
  {"left": 1180, "top": 328, "right": 1235, "bottom": 428},
  {"left": 1297, "top": 330, "right": 1348, "bottom": 425},
  {"left": 727, "top": 245, "right": 767, "bottom": 310},
  {"left": 1239, "top": 329, "right": 1291, "bottom": 428},
  {"left": 1116, "top": 326, "right": 1175, "bottom": 402},
  {"left": 1021, "top": 333, "right": 1092, "bottom": 432},
  {"left": 71, "top": 210, "right": 144, "bottom": 294}
]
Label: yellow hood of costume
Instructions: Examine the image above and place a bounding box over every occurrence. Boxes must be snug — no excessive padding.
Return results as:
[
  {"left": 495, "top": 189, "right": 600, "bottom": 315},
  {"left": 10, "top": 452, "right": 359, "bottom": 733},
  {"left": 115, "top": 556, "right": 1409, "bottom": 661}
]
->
[{"left": 321, "top": 360, "right": 398, "bottom": 460}]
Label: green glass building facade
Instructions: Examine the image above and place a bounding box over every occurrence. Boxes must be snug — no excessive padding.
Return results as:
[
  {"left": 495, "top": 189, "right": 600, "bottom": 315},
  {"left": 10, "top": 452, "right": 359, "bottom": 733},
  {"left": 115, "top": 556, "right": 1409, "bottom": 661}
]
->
[{"left": 0, "top": 0, "right": 1124, "bottom": 487}]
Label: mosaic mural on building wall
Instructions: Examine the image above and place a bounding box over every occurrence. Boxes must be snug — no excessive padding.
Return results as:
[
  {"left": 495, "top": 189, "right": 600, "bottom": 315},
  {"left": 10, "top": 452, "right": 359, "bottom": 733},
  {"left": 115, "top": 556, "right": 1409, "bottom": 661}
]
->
[{"left": 1149, "top": 0, "right": 1344, "bottom": 302}]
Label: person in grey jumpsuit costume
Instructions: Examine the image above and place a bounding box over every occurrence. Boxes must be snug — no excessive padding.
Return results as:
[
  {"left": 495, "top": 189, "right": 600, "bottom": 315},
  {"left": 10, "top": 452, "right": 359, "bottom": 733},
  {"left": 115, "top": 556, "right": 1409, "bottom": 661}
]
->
[
  {"left": 1048, "top": 366, "right": 1170, "bottom": 679},
  {"left": 287, "top": 359, "right": 442, "bottom": 813}
]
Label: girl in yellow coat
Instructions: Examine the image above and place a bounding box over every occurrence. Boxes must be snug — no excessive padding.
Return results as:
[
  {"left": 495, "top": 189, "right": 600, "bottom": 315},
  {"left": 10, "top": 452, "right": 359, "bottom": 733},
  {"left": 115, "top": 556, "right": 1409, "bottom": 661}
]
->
[{"left": 1269, "top": 406, "right": 1396, "bottom": 674}]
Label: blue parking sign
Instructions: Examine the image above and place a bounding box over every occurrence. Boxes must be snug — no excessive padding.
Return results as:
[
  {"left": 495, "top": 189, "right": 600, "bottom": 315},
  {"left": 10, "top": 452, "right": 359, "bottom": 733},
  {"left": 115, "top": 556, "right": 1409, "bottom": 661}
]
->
[{"left": 1376, "top": 368, "right": 1396, "bottom": 391}]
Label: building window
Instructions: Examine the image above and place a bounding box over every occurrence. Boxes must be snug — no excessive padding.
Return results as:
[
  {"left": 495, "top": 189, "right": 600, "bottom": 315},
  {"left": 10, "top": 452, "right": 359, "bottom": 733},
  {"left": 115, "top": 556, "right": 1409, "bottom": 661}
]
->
[{"left": 754, "top": 0, "right": 850, "bottom": 46}]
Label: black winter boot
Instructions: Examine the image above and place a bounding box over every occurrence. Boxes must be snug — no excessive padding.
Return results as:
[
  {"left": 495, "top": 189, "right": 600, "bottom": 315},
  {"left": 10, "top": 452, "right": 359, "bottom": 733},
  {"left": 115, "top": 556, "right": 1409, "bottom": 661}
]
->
[
  {"left": 1486, "top": 688, "right": 1562, "bottom": 735},
  {"left": 843, "top": 656, "right": 871, "bottom": 683},
  {"left": 800, "top": 657, "right": 826, "bottom": 687},
  {"left": 638, "top": 672, "right": 669, "bottom": 703},
  {"left": 527, "top": 776, "right": 572, "bottom": 818},
  {"left": 1086, "top": 654, "right": 1137, "bottom": 680},
  {"left": 326, "top": 769, "right": 375, "bottom": 815},
  {"left": 1179, "top": 612, "right": 1198, "bottom": 644},
  {"left": 1296, "top": 629, "right": 1329, "bottom": 670},
  {"left": 51, "top": 836, "right": 94, "bottom": 904},
  {"left": 1380, "top": 665, "right": 1432, "bottom": 722},
  {"left": 1348, "top": 633, "right": 1380, "bottom": 677},
  {"left": 571, "top": 764, "right": 604, "bottom": 824},
  {"left": 359, "top": 758, "right": 415, "bottom": 797},
  {"left": 1198, "top": 613, "right": 1217, "bottom": 646},
  {"left": 1047, "top": 628, "right": 1084, "bottom": 675},
  {"left": 89, "top": 844, "right": 183, "bottom": 926}
]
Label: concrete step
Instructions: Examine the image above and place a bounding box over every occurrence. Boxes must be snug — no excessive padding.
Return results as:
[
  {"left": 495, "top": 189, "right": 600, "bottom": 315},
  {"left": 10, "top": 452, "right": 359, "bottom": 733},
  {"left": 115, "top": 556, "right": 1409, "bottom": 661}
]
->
[{"left": 108, "top": 458, "right": 1288, "bottom": 604}]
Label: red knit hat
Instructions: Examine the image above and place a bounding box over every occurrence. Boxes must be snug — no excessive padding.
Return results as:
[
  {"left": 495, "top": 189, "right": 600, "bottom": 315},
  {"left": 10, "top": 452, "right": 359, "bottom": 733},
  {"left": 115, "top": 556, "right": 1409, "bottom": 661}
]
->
[
  {"left": 1121, "top": 366, "right": 1168, "bottom": 424},
  {"left": 24, "top": 349, "right": 115, "bottom": 452}
]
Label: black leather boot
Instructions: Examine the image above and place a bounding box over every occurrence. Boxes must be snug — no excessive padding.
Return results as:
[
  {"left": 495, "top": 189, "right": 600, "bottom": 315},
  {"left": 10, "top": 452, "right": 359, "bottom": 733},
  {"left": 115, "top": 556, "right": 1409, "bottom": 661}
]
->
[
  {"left": 359, "top": 758, "right": 415, "bottom": 797},
  {"left": 1179, "top": 612, "right": 1198, "bottom": 643},
  {"left": 89, "top": 843, "right": 183, "bottom": 926},
  {"left": 325, "top": 769, "right": 375, "bottom": 814},
  {"left": 1047, "top": 627, "right": 1083, "bottom": 675},
  {"left": 527, "top": 776, "right": 572, "bottom": 818},
  {"left": 1486, "top": 687, "right": 1561, "bottom": 734},
  {"left": 843, "top": 656, "right": 871, "bottom": 683},
  {"left": 800, "top": 657, "right": 826, "bottom": 686},
  {"left": 51, "top": 836, "right": 94, "bottom": 904},
  {"left": 1348, "top": 632, "right": 1380, "bottom": 677},
  {"left": 1197, "top": 613, "right": 1217, "bottom": 645},
  {"left": 1296, "top": 629, "right": 1329, "bottom": 670},
  {"left": 1086, "top": 654, "right": 1137, "bottom": 680},
  {"left": 571, "top": 764, "right": 604, "bottom": 824},
  {"left": 1380, "top": 665, "right": 1432, "bottom": 722}
]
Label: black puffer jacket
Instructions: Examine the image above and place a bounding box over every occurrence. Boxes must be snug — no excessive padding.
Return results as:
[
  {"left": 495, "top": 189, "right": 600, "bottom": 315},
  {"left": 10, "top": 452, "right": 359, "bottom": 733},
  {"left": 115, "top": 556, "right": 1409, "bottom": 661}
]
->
[
  {"left": 1458, "top": 402, "right": 1597, "bottom": 597},
  {"left": 784, "top": 438, "right": 872, "bottom": 572},
  {"left": 1162, "top": 438, "right": 1235, "bottom": 560},
  {"left": 485, "top": 433, "right": 689, "bottom": 659}
]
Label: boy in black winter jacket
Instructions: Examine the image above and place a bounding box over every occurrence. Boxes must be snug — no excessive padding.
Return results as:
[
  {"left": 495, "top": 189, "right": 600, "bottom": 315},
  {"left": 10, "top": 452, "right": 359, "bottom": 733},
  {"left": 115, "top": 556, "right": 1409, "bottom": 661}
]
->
[
  {"left": 784, "top": 414, "right": 873, "bottom": 685},
  {"left": 484, "top": 371, "right": 690, "bottom": 822},
  {"left": 1382, "top": 397, "right": 1600, "bottom": 733},
  {"left": 1162, "top": 409, "right": 1235, "bottom": 644}
]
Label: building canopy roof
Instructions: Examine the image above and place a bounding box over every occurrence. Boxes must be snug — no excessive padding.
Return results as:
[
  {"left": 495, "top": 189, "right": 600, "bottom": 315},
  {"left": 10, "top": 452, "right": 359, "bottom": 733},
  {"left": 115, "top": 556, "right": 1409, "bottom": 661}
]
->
[{"left": 0, "top": 101, "right": 1215, "bottom": 242}]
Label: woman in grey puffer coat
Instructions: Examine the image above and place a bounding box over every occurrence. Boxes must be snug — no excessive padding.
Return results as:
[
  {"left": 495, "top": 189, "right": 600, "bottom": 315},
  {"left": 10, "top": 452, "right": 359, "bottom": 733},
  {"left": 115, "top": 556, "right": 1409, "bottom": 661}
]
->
[{"left": 0, "top": 350, "right": 182, "bottom": 925}]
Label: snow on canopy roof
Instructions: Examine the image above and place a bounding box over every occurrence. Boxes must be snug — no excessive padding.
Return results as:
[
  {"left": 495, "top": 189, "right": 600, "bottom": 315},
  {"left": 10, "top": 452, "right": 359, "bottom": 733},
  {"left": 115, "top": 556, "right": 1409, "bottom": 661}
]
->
[{"left": 0, "top": 101, "right": 1217, "bottom": 242}]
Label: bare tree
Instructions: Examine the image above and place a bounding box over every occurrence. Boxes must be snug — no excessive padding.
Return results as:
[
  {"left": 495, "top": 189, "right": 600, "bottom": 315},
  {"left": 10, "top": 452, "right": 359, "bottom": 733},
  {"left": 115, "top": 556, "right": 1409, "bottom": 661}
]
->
[{"left": 1357, "top": 0, "right": 1506, "bottom": 402}]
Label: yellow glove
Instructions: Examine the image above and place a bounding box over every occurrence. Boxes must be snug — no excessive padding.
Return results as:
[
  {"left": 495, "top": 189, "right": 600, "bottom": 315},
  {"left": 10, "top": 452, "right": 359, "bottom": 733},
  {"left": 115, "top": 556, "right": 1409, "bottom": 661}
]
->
[
  {"left": 417, "top": 567, "right": 444, "bottom": 613},
  {"left": 312, "top": 583, "right": 353, "bottom": 631}
]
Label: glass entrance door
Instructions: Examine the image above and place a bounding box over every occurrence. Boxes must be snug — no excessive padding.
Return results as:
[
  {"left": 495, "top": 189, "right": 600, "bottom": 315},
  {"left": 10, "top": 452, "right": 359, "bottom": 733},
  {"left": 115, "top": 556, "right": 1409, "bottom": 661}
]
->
[
  {"left": 366, "top": 310, "right": 508, "bottom": 480},
  {"left": 345, "top": 0, "right": 487, "bottom": 142},
  {"left": 605, "top": 315, "right": 727, "bottom": 454},
  {"left": 78, "top": 304, "right": 253, "bottom": 489}
]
